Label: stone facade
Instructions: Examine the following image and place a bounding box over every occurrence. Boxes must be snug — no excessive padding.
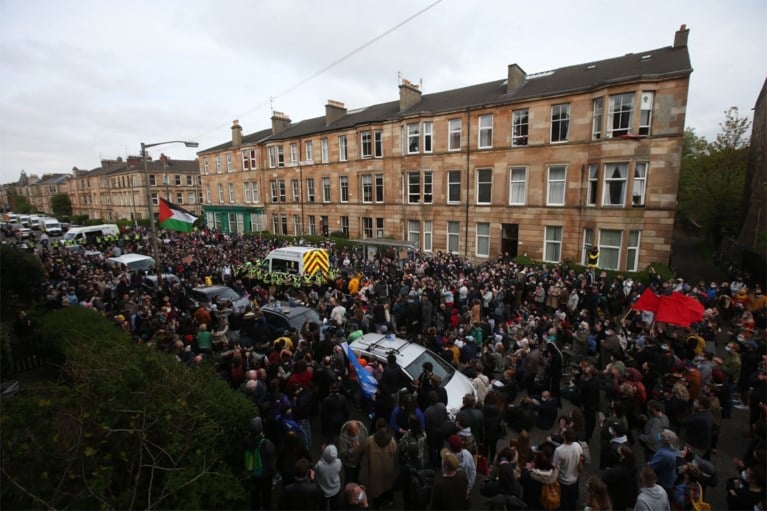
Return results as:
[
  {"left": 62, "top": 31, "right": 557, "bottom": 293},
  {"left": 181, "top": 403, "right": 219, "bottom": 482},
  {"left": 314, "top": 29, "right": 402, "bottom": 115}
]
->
[{"left": 198, "top": 28, "right": 692, "bottom": 272}]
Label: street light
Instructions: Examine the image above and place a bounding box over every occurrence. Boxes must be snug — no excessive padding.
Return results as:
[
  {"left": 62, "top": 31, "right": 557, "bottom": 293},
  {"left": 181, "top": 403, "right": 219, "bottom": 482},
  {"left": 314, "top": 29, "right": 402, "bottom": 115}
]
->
[{"left": 141, "top": 140, "right": 199, "bottom": 286}]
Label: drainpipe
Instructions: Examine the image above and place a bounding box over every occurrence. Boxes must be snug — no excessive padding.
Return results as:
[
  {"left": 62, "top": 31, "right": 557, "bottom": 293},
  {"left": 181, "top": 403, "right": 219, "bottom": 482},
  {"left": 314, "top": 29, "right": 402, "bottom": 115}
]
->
[{"left": 464, "top": 109, "right": 471, "bottom": 258}]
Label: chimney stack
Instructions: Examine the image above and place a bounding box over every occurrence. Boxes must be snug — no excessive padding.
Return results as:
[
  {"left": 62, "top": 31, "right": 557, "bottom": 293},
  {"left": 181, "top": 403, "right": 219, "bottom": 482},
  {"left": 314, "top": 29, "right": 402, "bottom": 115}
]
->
[
  {"left": 271, "top": 111, "right": 291, "bottom": 134},
  {"left": 506, "top": 64, "right": 527, "bottom": 94},
  {"left": 325, "top": 99, "right": 347, "bottom": 126},
  {"left": 399, "top": 78, "right": 422, "bottom": 112},
  {"left": 674, "top": 24, "right": 689, "bottom": 48},
  {"left": 232, "top": 119, "right": 243, "bottom": 147}
]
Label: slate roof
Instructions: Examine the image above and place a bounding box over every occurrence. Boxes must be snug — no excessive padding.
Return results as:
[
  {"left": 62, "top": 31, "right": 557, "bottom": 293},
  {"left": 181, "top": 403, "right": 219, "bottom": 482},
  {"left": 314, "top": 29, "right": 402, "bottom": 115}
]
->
[{"left": 200, "top": 43, "right": 691, "bottom": 151}]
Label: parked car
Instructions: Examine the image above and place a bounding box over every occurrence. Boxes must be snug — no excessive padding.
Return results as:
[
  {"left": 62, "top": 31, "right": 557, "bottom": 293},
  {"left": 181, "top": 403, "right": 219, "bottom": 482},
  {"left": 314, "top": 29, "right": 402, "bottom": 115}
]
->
[
  {"left": 107, "top": 253, "right": 156, "bottom": 272},
  {"left": 258, "top": 302, "right": 322, "bottom": 333},
  {"left": 187, "top": 285, "right": 250, "bottom": 313},
  {"left": 349, "top": 333, "right": 476, "bottom": 419},
  {"left": 142, "top": 274, "right": 182, "bottom": 291},
  {"left": 16, "top": 227, "right": 33, "bottom": 239}
]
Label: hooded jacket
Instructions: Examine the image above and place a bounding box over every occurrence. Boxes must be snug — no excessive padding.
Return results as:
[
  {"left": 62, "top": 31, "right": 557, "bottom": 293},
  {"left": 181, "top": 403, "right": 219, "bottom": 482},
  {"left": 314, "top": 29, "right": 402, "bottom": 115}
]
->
[
  {"left": 634, "top": 483, "right": 670, "bottom": 511},
  {"left": 314, "top": 444, "right": 342, "bottom": 498}
]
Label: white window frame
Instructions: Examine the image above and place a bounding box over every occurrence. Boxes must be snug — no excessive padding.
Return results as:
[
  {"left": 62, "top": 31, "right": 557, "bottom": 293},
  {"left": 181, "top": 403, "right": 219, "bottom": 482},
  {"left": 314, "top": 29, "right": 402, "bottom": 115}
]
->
[
  {"left": 423, "top": 121, "right": 433, "bottom": 153},
  {"left": 187, "top": 192, "right": 196, "bottom": 204},
  {"left": 242, "top": 149, "right": 256, "bottom": 171},
  {"left": 598, "top": 229, "right": 622, "bottom": 270},
  {"left": 375, "top": 218, "right": 384, "bottom": 238},
  {"left": 512, "top": 109, "right": 529, "bottom": 146},
  {"left": 627, "top": 230, "right": 641, "bottom": 272},
  {"left": 228, "top": 183, "right": 235, "bottom": 203},
  {"left": 608, "top": 93, "right": 634, "bottom": 138},
  {"left": 217, "top": 184, "right": 224, "bottom": 203},
  {"left": 293, "top": 214, "right": 302, "bottom": 235},
  {"left": 374, "top": 130, "right": 383, "bottom": 158},
  {"left": 338, "top": 135, "right": 348, "bottom": 161},
  {"left": 308, "top": 215, "right": 316, "bottom": 235},
  {"left": 447, "top": 171, "right": 461, "bottom": 204},
  {"left": 447, "top": 221, "right": 460, "bottom": 253},
  {"left": 423, "top": 171, "right": 433, "bottom": 204},
  {"left": 509, "top": 166, "right": 527, "bottom": 205},
  {"left": 304, "top": 141, "right": 313, "bottom": 163},
  {"left": 546, "top": 165, "right": 567, "bottom": 206},
  {"left": 203, "top": 159, "right": 209, "bottom": 175},
  {"left": 226, "top": 154, "right": 233, "bottom": 172},
  {"left": 339, "top": 176, "right": 349, "bottom": 203},
  {"left": 205, "top": 185, "right": 211, "bottom": 203},
  {"left": 151, "top": 192, "right": 159, "bottom": 206},
  {"left": 306, "top": 178, "right": 315, "bottom": 203},
  {"left": 423, "top": 220, "right": 433, "bottom": 252},
  {"left": 322, "top": 177, "right": 331, "bottom": 203},
  {"left": 363, "top": 217, "right": 373, "bottom": 239},
  {"left": 407, "top": 123, "right": 420, "bottom": 154},
  {"left": 251, "top": 181, "right": 259, "bottom": 203},
  {"left": 592, "top": 97, "right": 603, "bottom": 140},
  {"left": 476, "top": 168, "right": 492, "bottom": 205},
  {"left": 639, "top": 92, "right": 654, "bottom": 136},
  {"left": 587, "top": 164, "right": 599, "bottom": 206},
  {"left": 291, "top": 179, "right": 300, "bottom": 203},
  {"left": 244, "top": 182, "right": 253, "bottom": 203},
  {"left": 362, "top": 175, "right": 373, "bottom": 203},
  {"left": 476, "top": 222, "right": 490, "bottom": 257},
  {"left": 478, "top": 114, "right": 493, "bottom": 149},
  {"left": 374, "top": 174, "right": 384, "bottom": 203},
  {"left": 551, "top": 104, "right": 570, "bottom": 143},
  {"left": 215, "top": 156, "right": 222, "bottom": 173},
  {"left": 407, "top": 172, "right": 421, "bottom": 204},
  {"left": 448, "top": 119, "right": 462, "bottom": 151},
  {"left": 407, "top": 220, "right": 420, "bottom": 246},
  {"left": 361, "top": 131, "right": 372, "bottom": 158},
  {"left": 250, "top": 213, "right": 265, "bottom": 232},
  {"left": 544, "top": 226, "right": 563, "bottom": 263},
  {"left": 633, "top": 162, "right": 648, "bottom": 206},
  {"left": 602, "top": 162, "right": 628, "bottom": 207},
  {"left": 320, "top": 138, "right": 329, "bottom": 163},
  {"left": 289, "top": 143, "right": 298, "bottom": 164}
]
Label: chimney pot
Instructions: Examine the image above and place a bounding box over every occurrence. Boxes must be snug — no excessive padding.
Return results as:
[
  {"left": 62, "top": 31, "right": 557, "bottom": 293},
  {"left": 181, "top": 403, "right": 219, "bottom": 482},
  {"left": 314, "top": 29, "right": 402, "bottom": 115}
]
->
[
  {"left": 325, "top": 99, "right": 347, "bottom": 126},
  {"left": 506, "top": 64, "right": 527, "bottom": 94},
  {"left": 399, "top": 77, "right": 422, "bottom": 112},
  {"left": 232, "top": 119, "right": 243, "bottom": 147}
]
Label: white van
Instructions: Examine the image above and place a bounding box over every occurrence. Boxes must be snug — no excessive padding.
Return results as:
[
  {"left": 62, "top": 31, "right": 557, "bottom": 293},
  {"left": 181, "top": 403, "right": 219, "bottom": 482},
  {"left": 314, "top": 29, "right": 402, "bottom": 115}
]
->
[
  {"left": 62, "top": 224, "right": 119, "bottom": 244},
  {"left": 29, "top": 215, "right": 46, "bottom": 230},
  {"left": 263, "top": 246, "right": 329, "bottom": 276},
  {"left": 108, "top": 253, "right": 156, "bottom": 272},
  {"left": 42, "top": 218, "right": 63, "bottom": 236}
]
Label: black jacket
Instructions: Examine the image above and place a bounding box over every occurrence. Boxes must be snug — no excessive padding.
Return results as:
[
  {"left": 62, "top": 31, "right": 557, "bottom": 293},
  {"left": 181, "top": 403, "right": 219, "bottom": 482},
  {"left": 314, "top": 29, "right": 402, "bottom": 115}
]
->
[{"left": 277, "top": 478, "right": 324, "bottom": 510}]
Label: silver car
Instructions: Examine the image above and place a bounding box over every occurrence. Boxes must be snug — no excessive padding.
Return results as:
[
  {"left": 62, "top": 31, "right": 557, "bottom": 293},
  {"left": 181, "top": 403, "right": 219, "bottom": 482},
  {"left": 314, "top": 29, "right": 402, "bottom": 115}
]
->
[{"left": 349, "top": 333, "right": 476, "bottom": 419}]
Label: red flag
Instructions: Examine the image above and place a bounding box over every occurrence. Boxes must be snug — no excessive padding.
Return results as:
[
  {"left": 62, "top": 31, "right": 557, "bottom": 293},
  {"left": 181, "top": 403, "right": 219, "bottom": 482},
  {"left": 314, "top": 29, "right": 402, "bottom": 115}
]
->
[{"left": 632, "top": 288, "right": 661, "bottom": 313}]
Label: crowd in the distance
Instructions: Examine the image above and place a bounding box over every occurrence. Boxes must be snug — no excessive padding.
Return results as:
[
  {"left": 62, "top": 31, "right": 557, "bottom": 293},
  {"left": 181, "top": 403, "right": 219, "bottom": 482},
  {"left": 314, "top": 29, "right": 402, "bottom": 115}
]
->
[{"left": 5, "top": 226, "right": 767, "bottom": 510}]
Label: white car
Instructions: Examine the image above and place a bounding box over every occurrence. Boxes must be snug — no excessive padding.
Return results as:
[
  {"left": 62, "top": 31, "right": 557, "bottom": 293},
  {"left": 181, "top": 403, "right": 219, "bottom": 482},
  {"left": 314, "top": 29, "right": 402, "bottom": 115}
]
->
[{"left": 349, "top": 333, "right": 476, "bottom": 419}]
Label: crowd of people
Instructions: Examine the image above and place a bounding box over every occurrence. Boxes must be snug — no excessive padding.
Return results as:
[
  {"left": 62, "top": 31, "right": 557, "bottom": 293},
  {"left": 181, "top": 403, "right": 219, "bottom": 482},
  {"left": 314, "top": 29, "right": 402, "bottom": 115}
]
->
[{"left": 5, "top": 225, "right": 767, "bottom": 510}]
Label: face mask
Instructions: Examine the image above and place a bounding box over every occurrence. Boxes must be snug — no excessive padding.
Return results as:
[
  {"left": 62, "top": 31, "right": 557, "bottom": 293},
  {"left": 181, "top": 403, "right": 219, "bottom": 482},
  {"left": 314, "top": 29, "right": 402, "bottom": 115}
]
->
[{"left": 725, "top": 346, "right": 732, "bottom": 352}]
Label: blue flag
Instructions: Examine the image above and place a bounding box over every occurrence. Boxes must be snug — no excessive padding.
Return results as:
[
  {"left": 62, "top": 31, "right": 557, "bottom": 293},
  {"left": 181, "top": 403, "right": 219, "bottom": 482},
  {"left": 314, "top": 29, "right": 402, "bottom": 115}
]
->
[{"left": 341, "top": 341, "right": 378, "bottom": 398}]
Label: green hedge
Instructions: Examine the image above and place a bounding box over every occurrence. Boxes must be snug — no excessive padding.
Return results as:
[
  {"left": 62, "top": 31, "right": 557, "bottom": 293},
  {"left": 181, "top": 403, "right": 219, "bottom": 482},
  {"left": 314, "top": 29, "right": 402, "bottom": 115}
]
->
[{"left": 2, "top": 307, "right": 253, "bottom": 510}]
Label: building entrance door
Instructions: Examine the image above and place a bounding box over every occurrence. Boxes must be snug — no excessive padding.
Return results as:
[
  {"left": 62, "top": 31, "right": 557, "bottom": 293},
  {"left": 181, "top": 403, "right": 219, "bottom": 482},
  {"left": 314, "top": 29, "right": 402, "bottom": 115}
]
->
[{"left": 501, "top": 223, "right": 519, "bottom": 258}]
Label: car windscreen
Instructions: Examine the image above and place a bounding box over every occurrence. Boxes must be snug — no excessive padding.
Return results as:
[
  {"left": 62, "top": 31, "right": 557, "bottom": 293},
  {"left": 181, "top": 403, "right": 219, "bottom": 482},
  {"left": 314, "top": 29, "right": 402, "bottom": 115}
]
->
[{"left": 403, "top": 350, "right": 455, "bottom": 386}]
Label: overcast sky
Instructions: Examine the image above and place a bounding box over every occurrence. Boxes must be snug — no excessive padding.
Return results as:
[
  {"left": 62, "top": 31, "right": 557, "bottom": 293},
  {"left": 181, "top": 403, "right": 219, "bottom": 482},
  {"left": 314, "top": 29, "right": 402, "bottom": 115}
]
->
[{"left": 0, "top": 0, "right": 765, "bottom": 185}]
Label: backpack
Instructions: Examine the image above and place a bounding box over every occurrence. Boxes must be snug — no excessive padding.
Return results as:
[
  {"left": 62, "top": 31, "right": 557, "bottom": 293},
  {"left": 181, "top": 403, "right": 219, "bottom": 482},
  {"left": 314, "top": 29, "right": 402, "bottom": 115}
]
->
[
  {"left": 244, "top": 437, "right": 265, "bottom": 478},
  {"left": 540, "top": 481, "right": 561, "bottom": 511}
]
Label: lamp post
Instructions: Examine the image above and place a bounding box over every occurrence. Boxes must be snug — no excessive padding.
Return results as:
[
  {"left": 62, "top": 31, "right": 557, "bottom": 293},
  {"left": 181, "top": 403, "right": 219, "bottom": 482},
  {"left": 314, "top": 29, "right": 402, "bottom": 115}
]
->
[{"left": 141, "top": 140, "right": 199, "bottom": 286}]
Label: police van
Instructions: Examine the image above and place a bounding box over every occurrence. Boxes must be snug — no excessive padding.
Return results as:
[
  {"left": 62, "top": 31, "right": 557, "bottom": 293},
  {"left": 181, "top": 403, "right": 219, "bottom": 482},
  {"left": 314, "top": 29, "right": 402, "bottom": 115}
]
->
[
  {"left": 264, "top": 246, "right": 329, "bottom": 277},
  {"left": 62, "top": 224, "right": 119, "bottom": 244}
]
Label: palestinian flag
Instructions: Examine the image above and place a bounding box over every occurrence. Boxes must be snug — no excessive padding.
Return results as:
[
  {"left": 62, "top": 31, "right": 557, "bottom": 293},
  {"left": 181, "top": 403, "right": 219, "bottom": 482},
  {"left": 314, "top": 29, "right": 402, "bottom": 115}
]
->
[{"left": 158, "top": 198, "right": 197, "bottom": 233}]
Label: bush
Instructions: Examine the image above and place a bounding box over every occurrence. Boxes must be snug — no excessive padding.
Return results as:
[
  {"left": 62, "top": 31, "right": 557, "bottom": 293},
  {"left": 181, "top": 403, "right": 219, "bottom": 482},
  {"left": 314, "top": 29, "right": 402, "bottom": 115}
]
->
[
  {"left": 2, "top": 307, "right": 253, "bottom": 510},
  {"left": 0, "top": 245, "right": 44, "bottom": 316}
]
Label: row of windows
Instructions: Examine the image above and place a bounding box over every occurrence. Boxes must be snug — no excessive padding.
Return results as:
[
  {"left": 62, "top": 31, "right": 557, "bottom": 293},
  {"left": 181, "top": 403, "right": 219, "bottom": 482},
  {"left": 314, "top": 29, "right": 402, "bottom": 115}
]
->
[
  {"left": 150, "top": 192, "right": 199, "bottom": 206},
  {"left": 202, "top": 163, "right": 648, "bottom": 208},
  {"left": 202, "top": 91, "right": 656, "bottom": 173},
  {"left": 146, "top": 174, "right": 199, "bottom": 187}
]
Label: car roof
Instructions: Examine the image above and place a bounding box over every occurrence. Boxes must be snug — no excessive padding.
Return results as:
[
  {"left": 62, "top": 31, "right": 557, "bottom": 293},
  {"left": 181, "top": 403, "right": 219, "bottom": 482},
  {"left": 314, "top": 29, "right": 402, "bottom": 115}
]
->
[
  {"left": 108, "top": 253, "right": 153, "bottom": 263},
  {"left": 349, "top": 333, "right": 426, "bottom": 367},
  {"left": 260, "top": 303, "right": 321, "bottom": 330}
]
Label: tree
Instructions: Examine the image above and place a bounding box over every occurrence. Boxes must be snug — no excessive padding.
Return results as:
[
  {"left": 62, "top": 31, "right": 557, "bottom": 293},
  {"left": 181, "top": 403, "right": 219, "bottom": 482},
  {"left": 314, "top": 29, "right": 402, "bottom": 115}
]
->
[
  {"left": 10, "top": 193, "right": 31, "bottom": 214},
  {"left": 0, "top": 245, "right": 44, "bottom": 316},
  {"left": 677, "top": 108, "right": 751, "bottom": 246},
  {"left": 50, "top": 193, "right": 72, "bottom": 218},
  {"left": 1, "top": 307, "right": 253, "bottom": 510}
]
